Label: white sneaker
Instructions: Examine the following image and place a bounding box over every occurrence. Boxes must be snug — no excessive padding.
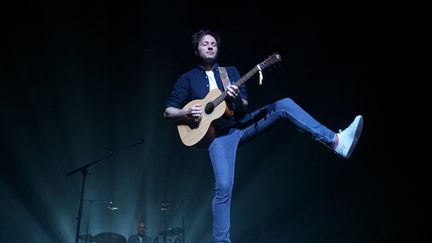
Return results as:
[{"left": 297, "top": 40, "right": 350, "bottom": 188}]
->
[{"left": 334, "top": 115, "right": 364, "bottom": 159}]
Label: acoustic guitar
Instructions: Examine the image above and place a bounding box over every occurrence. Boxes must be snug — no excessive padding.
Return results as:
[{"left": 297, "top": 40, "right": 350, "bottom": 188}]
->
[{"left": 177, "top": 53, "right": 282, "bottom": 147}]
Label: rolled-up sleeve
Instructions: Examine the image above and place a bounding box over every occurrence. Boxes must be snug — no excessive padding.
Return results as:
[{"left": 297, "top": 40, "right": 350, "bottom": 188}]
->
[{"left": 165, "top": 74, "right": 190, "bottom": 109}]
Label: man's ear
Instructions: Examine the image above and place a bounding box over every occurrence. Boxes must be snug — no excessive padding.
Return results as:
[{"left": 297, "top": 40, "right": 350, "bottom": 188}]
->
[{"left": 194, "top": 50, "right": 198, "bottom": 56}]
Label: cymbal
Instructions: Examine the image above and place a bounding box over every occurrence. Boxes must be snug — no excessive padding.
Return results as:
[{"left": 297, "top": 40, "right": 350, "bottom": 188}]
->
[
  {"left": 94, "top": 232, "right": 126, "bottom": 240},
  {"left": 159, "top": 227, "right": 183, "bottom": 237},
  {"left": 78, "top": 234, "right": 94, "bottom": 241}
]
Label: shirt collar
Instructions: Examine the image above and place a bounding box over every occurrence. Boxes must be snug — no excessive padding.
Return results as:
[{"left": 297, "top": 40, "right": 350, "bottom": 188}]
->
[{"left": 197, "top": 63, "right": 219, "bottom": 72}]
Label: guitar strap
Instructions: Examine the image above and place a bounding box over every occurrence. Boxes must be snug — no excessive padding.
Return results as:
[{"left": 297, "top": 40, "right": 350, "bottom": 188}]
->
[
  {"left": 219, "top": 66, "right": 237, "bottom": 115},
  {"left": 218, "top": 67, "right": 231, "bottom": 90}
]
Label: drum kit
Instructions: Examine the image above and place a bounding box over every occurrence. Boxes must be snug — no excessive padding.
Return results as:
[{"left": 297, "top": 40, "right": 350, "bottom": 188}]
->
[
  {"left": 79, "top": 201, "right": 184, "bottom": 243},
  {"left": 79, "top": 228, "right": 183, "bottom": 243},
  {"left": 159, "top": 227, "right": 183, "bottom": 237},
  {"left": 78, "top": 232, "right": 126, "bottom": 243},
  {"left": 157, "top": 227, "right": 183, "bottom": 243}
]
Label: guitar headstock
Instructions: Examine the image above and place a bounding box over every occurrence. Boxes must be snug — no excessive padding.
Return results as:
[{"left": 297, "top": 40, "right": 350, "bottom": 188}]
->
[{"left": 258, "top": 53, "right": 282, "bottom": 70}]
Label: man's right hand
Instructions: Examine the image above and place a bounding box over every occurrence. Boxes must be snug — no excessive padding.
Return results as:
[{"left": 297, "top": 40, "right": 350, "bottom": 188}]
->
[{"left": 187, "top": 104, "right": 203, "bottom": 122}]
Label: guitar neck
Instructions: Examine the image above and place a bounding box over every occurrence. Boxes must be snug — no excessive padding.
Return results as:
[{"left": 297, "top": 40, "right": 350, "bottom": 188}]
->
[
  {"left": 234, "top": 66, "right": 259, "bottom": 87},
  {"left": 212, "top": 66, "right": 259, "bottom": 106}
]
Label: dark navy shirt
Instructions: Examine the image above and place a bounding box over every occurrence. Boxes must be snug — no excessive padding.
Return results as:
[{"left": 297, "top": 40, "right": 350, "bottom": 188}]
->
[
  {"left": 126, "top": 234, "right": 152, "bottom": 243},
  {"left": 165, "top": 63, "right": 248, "bottom": 132}
]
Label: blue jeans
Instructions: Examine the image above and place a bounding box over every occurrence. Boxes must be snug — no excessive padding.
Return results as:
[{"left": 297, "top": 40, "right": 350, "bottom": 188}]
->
[{"left": 208, "top": 98, "right": 336, "bottom": 243}]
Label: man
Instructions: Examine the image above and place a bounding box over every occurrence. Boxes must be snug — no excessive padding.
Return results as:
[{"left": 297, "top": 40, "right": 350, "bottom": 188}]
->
[
  {"left": 164, "top": 29, "right": 363, "bottom": 243},
  {"left": 127, "top": 222, "right": 153, "bottom": 243}
]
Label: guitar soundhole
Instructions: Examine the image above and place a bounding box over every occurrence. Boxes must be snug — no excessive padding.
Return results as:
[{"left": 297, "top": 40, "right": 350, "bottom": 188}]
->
[{"left": 205, "top": 102, "right": 214, "bottom": 114}]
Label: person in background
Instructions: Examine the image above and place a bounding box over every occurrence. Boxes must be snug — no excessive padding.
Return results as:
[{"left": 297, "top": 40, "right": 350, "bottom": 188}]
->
[{"left": 127, "top": 222, "right": 154, "bottom": 243}]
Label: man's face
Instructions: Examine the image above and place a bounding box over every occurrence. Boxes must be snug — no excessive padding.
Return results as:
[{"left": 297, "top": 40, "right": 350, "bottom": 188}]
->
[
  {"left": 137, "top": 223, "right": 146, "bottom": 235},
  {"left": 197, "top": 34, "right": 218, "bottom": 62}
]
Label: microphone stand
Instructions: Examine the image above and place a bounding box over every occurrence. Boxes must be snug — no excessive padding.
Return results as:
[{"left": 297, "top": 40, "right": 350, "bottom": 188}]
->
[
  {"left": 67, "top": 138, "right": 144, "bottom": 243},
  {"left": 84, "top": 199, "right": 94, "bottom": 243},
  {"left": 160, "top": 202, "right": 170, "bottom": 243},
  {"left": 160, "top": 200, "right": 185, "bottom": 243},
  {"left": 181, "top": 200, "right": 185, "bottom": 243}
]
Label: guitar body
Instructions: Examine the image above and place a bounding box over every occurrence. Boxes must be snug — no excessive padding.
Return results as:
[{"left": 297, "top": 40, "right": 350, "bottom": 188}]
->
[
  {"left": 177, "top": 89, "right": 227, "bottom": 147},
  {"left": 176, "top": 53, "right": 281, "bottom": 148}
]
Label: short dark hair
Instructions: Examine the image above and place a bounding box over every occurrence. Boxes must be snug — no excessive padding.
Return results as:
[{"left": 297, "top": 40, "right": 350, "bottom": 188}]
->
[{"left": 191, "top": 29, "right": 221, "bottom": 52}]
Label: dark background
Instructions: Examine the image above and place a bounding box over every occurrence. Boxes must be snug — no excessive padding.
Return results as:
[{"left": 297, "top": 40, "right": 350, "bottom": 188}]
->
[{"left": 1, "top": 0, "right": 426, "bottom": 242}]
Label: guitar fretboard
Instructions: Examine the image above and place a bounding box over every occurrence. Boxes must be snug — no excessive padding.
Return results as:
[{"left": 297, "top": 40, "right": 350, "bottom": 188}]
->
[
  {"left": 210, "top": 53, "right": 280, "bottom": 108},
  {"left": 212, "top": 66, "right": 260, "bottom": 106}
]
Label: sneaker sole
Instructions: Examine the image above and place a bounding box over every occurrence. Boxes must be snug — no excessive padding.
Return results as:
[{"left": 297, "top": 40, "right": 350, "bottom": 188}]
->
[{"left": 345, "top": 115, "right": 363, "bottom": 159}]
